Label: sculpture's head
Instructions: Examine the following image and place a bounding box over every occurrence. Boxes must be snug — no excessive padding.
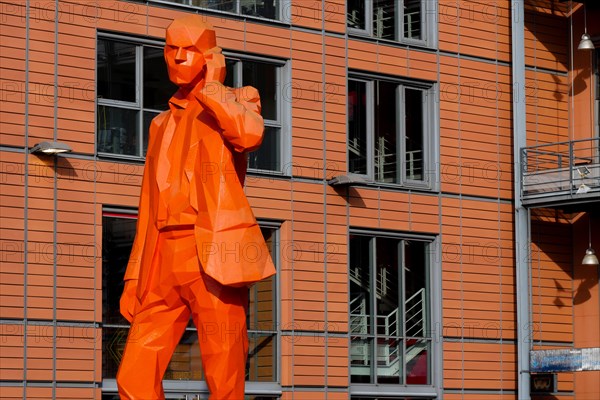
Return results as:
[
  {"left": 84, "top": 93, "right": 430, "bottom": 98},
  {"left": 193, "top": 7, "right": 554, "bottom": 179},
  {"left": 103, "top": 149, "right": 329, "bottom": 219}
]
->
[{"left": 164, "top": 15, "right": 225, "bottom": 88}]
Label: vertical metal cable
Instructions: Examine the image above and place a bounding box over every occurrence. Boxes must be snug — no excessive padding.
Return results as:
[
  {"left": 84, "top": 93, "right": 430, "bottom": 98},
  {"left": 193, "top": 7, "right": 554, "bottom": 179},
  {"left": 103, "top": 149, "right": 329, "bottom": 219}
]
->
[
  {"left": 52, "top": 1, "right": 60, "bottom": 397},
  {"left": 23, "top": 1, "right": 31, "bottom": 397}
]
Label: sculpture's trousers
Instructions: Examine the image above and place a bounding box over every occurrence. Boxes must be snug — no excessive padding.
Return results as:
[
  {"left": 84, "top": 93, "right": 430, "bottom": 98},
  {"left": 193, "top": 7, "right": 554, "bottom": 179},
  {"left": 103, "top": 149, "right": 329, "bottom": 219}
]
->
[{"left": 117, "top": 228, "right": 249, "bottom": 400}]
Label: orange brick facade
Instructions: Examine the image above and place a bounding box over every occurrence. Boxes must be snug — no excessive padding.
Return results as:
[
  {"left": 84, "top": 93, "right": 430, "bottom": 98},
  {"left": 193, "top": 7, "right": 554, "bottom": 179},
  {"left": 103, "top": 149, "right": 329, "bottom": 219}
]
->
[{"left": 1, "top": 1, "right": 598, "bottom": 399}]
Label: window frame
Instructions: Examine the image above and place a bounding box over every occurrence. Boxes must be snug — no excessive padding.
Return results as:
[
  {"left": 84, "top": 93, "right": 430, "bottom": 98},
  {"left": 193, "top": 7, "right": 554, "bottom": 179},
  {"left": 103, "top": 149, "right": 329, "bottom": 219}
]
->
[
  {"left": 100, "top": 208, "right": 282, "bottom": 398},
  {"left": 348, "top": 229, "right": 442, "bottom": 399},
  {"left": 95, "top": 33, "right": 291, "bottom": 175},
  {"left": 148, "top": 0, "right": 292, "bottom": 23},
  {"left": 346, "top": 0, "right": 438, "bottom": 48},
  {"left": 347, "top": 73, "right": 438, "bottom": 190},
  {"left": 223, "top": 51, "right": 290, "bottom": 175},
  {"left": 96, "top": 33, "right": 169, "bottom": 161}
]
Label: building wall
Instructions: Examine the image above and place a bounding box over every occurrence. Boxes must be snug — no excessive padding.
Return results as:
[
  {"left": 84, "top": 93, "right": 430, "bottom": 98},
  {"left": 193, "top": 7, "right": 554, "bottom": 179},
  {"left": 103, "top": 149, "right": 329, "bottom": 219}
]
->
[
  {"left": 524, "top": 3, "right": 599, "bottom": 400},
  {"left": 0, "top": 0, "right": 597, "bottom": 399},
  {"left": 573, "top": 213, "right": 600, "bottom": 400}
]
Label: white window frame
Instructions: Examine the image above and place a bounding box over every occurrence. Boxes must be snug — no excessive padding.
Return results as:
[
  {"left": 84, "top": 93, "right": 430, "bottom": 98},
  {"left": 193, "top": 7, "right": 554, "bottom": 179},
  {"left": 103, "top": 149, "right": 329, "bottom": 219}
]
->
[
  {"left": 347, "top": 73, "right": 438, "bottom": 190},
  {"left": 347, "top": 0, "right": 437, "bottom": 48}
]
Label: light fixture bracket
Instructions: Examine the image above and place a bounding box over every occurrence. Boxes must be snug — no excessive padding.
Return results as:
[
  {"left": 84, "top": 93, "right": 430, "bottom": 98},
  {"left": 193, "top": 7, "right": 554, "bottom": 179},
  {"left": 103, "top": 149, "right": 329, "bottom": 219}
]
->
[
  {"left": 30, "top": 141, "right": 72, "bottom": 155},
  {"left": 327, "top": 173, "right": 372, "bottom": 187}
]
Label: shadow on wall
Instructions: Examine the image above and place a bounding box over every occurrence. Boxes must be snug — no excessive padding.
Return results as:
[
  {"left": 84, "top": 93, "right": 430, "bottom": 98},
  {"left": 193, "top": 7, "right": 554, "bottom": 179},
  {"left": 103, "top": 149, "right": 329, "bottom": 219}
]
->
[
  {"left": 572, "top": 211, "right": 599, "bottom": 306},
  {"left": 29, "top": 153, "right": 76, "bottom": 180},
  {"left": 530, "top": 208, "right": 598, "bottom": 310}
]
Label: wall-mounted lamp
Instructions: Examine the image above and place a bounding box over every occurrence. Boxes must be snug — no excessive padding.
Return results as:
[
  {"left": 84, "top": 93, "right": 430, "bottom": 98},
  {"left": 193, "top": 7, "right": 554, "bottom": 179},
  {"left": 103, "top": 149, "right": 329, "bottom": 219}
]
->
[
  {"left": 30, "top": 141, "right": 72, "bottom": 155},
  {"left": 578, "top": 3, "right": 595, "bottom": 50},
  {"left": 582, "top": 216, "right": 599, "bottom": 266},
  {"left": 327, "top": 173, "right": 372, "bottom": 187}
]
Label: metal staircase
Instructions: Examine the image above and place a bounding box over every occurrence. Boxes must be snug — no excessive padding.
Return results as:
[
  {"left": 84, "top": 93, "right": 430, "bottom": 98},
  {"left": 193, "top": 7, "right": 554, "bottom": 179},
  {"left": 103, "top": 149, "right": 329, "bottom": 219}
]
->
[{"left": 350, "top": 265, "right": 428, "bottom": 378}]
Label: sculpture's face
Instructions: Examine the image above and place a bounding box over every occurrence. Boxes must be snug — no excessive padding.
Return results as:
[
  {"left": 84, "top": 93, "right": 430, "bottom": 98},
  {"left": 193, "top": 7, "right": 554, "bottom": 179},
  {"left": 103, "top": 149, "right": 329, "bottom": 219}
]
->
[
  {"left": 164, "top": 35, "right": 206, "bottom": 87},
  {"left": 164, "top": 17, "right": 222, "bottom": 88}
]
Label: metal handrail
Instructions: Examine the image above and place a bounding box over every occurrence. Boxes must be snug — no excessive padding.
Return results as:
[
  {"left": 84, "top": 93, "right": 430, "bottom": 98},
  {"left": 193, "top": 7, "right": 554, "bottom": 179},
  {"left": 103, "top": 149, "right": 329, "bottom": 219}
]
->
[
  {"left": 521, "top": 137, "right": 599, "bottom": 201},
  {"left": 405, "top": 288, "right": 426, "bottom": 337}
]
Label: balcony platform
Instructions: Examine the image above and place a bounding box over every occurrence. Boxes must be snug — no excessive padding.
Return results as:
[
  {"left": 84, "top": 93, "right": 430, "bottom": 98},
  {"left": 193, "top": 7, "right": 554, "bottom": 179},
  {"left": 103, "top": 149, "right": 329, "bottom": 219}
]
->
[{"left": 521, "top": 138, "right": 600, "bottom": 209}]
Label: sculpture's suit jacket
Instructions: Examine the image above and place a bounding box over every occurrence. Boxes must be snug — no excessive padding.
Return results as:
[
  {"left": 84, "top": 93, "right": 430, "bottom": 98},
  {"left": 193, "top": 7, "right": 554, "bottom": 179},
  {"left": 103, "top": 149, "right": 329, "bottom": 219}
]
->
[{"left": 123, "top": 83, "right": 276, "bottom": 299}]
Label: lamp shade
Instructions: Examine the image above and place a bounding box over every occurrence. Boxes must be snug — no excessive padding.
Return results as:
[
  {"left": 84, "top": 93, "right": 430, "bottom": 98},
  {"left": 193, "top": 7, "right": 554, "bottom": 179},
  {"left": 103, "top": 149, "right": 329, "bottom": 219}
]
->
[
  {"left": 30, "top": 141, "right": 72, "bottom": 155},
  {"left": 582, "top": 248, "right": 600, "bottom": 266},
  {"left": 578, "top": 33, "right": 595, "bottom": 50}
]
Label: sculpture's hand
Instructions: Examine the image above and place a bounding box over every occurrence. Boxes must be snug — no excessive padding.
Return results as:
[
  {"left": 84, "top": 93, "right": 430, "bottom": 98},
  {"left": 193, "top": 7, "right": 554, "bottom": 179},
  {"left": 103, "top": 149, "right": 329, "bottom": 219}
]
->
[
  {"left": 204, "top": 47, "right": 225, "bottom": 84},
  {"left": 197, "top": 81, "right": 235, "bottom": 111},
  {"left": 195, "top": 81, "right": 263, "bottom": 153},
  {"left": 120, "top": 279, "right": 139, "bottom": 323}
]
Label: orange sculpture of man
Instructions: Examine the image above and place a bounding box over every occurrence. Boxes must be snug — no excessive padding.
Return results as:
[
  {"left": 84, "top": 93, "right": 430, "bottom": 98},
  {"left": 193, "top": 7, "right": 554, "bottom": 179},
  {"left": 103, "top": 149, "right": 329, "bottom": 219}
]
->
[{"left": 116, "top": 15, "right": 276, "bottom": 400}]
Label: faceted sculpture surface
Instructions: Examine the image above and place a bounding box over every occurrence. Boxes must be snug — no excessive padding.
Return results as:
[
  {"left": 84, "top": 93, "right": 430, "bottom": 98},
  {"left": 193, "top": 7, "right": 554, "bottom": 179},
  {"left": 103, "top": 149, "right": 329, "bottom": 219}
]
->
[{"left": 116, "top": 15, "right": 276, "bottom": 400}]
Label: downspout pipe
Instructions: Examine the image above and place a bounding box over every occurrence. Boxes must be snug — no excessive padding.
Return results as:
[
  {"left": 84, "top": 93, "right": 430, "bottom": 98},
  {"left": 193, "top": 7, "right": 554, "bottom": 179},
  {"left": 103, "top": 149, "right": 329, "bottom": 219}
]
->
[{"left": 511, "top": 0, "right": 531, "bottom": 399}]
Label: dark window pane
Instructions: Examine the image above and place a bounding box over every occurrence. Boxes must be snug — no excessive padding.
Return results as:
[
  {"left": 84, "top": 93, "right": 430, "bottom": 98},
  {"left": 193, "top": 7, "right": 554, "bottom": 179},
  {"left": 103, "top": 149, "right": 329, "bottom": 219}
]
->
[
  {"left": 350, "top": 235, "right": 373, "bottom": 383},
  {"left": 350, "top": 235, "right": 371, "bottom": 335},
  {"left": 405, "top": 339, "right": 430, "bottom": 385},
  {"left": 190, "top": 0, "right": 235, "bottom": 12},
  {"left": 102, "top": 326, "right": 129, "bottom": 379},
  {"left": 347, "top": 0, "right": 366, "bottom": 30},
  {"left": 97, "top": 105, "right": 139, "bottom": 156},
  {"left": 375, "top": 237, "right": 399, "bottom": 337},
  {"left": 248, "top": 126, "right": 279, "bottom": 171},
  {"left": 350, "top": 337, "right": 373, "bottom": 383},
  {"left": 248, "top": 227, "right": 276, "bottom": 331},
  {"left": 104, "top": 327, "right": 205, "bottom": 382},
  {"left": 376, "top": 337, "right": 401, "bottom": 384},
  {"left": 104, "top": 327, "right": 205, "bottom": 381},
  {"left": 404, "top": 88, "right": 424, "bottom": 181},
  {"left": 404, "top": 0, "right": 422, "bottom": 40},
  {"left": 102, "top": 216, "right": 279, "bottom": 384},
  {"left": 404, "top": 240, "right": 427, "bottom": 338},
  {"left": 246, "top": 333, "right": 276, "bottom": 381},
  {"left": 163, "top": 330, "right": 204, "bottom": 380},
  {"left": 374, "top": 81, "right": 398, "bottom": 183},
  {"left": 241, "top": 0, "right": 277, "bottom": 19},
  {"left": 97, "top": 39, "right": 136, "bottom": 102},
  {"left": 348, "top": 80, "right": 368, "bottom": 175},
  {"left": 246, "top": 397, "right": 279, "bottom": 400},
  {"left": 143, "top": 111, "right": 160, "bottom": 156},
  {"left": 242, "top": 61, "right": 277, "bottom": 121},
  {"left": 349, "top": 235, "right": 432, "bottom": 389},
  {"left": 102, "top": 216, "right": 136, "bottom": 325},
  {"left": 224, "top": 58, "right": 237, "bottom": 87},
  {"left": 373, "top": 0, "right": 395, "bottom": 40},
  {"left": 143, "top": 46, "right": 176, "bottom": 110}
]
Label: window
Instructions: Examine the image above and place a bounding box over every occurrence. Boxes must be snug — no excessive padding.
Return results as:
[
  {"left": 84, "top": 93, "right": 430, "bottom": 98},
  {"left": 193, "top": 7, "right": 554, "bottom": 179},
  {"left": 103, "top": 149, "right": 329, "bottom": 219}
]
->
[
  {"left": 347, "top": 0, "right": 432, "bottom": 45},
  {"left": 349, "top": 234, "right": 433, "bottom": 387},
  {"left": 352, "top": 398, "right": 428, "bottom": 400},
  {"left": 101, "top": 211, "right": 279, "bottom": 396},
  {"left": 161, "top": 0, "right": 283, "bottom": 20},
  {"left": 224, "top": 55, "right": 285, "bottom": 172},
  {"left": 348, "top": 77, "right": 435, "bottom": 187},
  {"left": 96, "top": 36, "right": 288, "bottom": 173},
  {"left": 97, "top": 37, "right": 176, "bottom": 157}
]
